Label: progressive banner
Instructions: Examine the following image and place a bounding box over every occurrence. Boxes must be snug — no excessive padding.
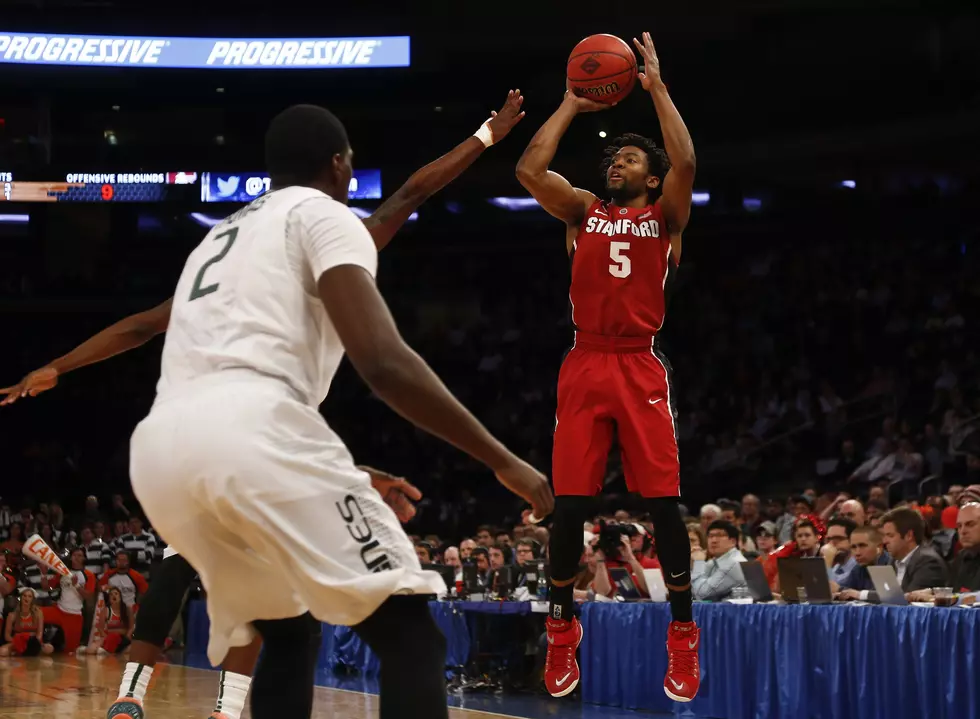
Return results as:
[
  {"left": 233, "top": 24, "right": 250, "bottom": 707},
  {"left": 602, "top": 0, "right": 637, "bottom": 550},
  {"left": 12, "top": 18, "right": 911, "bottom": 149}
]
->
[{"left": 0, "top": 32, "right": 410, "bottom": 69}]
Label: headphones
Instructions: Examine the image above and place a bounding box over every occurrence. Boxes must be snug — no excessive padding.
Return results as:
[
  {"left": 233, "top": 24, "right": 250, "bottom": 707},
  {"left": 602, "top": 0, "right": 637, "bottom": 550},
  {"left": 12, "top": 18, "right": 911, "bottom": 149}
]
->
[{"left": 518, "top": 538, "right": 542, "bottom": 559}]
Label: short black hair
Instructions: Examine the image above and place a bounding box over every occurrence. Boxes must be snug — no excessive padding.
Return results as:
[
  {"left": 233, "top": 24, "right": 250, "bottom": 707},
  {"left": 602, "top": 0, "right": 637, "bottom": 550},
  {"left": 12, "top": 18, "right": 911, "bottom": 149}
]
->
[
  {"left": 265, "top": 104, "right": 349, "bottom": 187},
  {"left": 600, "top": 133, "right": 670, "bottom": 193},
  {"left": 706, "top": 520, "right": 740, "bottom": 541},
  {"left": 827, "top": 517, "right": 858, "bottom": 538},
  {"left": 881, "top": 507, "right": 925, "bottom": 545},
  {"left": 718, "top": 499, "right": 741, "bottom": 514},
  {"left": 470, "top": 547, "right": 489, "bottom": 560}
]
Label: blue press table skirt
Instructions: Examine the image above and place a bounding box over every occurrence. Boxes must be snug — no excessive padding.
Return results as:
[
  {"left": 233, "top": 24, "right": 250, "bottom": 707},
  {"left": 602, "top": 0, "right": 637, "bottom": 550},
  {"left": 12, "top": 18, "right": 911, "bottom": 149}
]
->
[{"left": 187, "top": 599, "right": 980, "bottom": 719}]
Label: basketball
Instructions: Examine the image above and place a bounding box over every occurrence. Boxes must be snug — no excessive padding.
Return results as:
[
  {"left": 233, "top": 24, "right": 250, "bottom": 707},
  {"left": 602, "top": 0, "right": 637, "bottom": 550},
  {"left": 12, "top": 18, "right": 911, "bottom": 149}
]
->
[{"left": 566, "top": 34, "right": 637, "bottom": 105}]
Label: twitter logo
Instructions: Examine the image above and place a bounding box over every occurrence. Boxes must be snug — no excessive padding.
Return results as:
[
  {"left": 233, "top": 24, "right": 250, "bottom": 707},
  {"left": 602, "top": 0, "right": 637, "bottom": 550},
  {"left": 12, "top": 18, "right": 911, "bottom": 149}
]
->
[{"left": 216, "top": 175, "right": 240, "bottom": 199}]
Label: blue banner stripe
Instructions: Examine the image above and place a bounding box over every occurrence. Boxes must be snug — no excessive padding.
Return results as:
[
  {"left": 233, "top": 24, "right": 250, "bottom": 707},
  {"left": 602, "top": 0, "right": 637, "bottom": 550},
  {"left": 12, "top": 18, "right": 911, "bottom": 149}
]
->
[{"left": 0, "top": 32, "right": 409, "bottom": 69}]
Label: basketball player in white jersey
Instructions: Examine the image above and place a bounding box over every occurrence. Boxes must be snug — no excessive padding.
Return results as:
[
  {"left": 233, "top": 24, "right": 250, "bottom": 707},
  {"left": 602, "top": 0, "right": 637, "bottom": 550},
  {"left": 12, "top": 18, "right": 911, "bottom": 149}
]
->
[
  {"left": 127, "top": 103, "right": 551, "bottom": 719},
  {"left": 1, "top": 93, "right": 529, "bottom": 719}
]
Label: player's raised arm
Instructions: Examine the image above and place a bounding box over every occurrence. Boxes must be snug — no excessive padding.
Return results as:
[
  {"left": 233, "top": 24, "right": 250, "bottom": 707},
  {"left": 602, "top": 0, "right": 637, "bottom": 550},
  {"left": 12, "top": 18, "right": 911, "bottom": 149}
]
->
[
  {"left": 364, "top": 90, "right": 526, "bottom": 250},
  {"left": 0, "top": 297, "right": 172, "bottom": 406},
  {"left": 634, "top": 32, "right": 696, "bottom": 236},
  {"left": 515, "top": 86, "right": 607, "bottom": 226},
  {"left": 314, "top": 259, "right": 552, "bottom": 521}
]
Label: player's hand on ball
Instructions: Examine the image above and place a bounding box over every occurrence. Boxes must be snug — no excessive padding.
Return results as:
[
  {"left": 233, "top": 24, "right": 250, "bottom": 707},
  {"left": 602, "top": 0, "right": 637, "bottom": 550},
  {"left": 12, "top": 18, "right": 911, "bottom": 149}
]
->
[
  {"left": 486, "top": 89, "right": 526, "bottom": 142},
  {"left": 494, "top": 457, "right": 554, "bottom": 522},
  {"left": 361, "top": 466, "right": 423, "bottom": 524},
  {"left": 0, "top": 366, "right": 59, "bottom": 406},
  {"left": 564, "top": 79, "right": 613, "bottom": 113},
  {"left": 633, "top": 32, "right": 662, "bottom": 91}
]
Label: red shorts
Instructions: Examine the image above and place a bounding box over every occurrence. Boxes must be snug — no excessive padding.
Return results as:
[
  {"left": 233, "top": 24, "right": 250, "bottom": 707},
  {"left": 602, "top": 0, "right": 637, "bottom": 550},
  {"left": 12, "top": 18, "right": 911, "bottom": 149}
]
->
[{"left": 553, "top": 331, "right": 680, "bottom": 498}]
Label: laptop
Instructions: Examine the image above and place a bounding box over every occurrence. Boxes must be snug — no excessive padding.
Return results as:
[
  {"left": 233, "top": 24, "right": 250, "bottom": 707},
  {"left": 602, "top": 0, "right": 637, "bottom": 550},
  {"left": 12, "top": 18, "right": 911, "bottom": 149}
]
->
[
  {"left": 421, "top": 563, "right": 456, "bottom": 594},
  {"left": 608, "top": 566, "right": 646, "bottom": 601},
  {"left": 642, "top": 568, "right": 669, "bottom": 602},
  {"left": 740, "top": 560, "right": 774, "bottom": 602},
  {"left": 489, "top": 565, "right": 514, "bottom": 598},
  {"left": 777, "top": 557, "right": 833, "bottom": 604},
  {"left": 868, "top": 565, "right": 909, "bottom": 605}
]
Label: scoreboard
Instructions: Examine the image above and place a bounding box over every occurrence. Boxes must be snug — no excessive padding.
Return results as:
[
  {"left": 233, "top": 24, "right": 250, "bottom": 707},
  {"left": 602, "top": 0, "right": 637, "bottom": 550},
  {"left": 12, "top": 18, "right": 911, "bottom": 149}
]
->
[{"left": 0, "top": 170, "right": 380, "bottom": 203}]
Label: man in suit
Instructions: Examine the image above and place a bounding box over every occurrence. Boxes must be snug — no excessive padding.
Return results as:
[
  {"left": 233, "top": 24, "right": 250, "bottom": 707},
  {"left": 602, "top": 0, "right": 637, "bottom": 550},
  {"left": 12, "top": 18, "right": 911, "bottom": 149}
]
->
[{"left": 867, "top": 507, "right": 947, "bottom": 602}]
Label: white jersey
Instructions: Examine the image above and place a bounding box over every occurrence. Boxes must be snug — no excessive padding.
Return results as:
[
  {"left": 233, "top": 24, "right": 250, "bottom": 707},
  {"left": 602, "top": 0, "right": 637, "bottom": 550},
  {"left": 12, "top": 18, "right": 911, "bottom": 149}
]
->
[{"left": 157, "top": 186, "right": 377, "bottom": 407}]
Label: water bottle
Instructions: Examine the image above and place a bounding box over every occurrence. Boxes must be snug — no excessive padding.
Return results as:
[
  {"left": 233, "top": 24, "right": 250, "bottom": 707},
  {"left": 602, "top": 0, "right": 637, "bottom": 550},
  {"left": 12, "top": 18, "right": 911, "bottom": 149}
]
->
[
  {"left": 536, "top": 562, "right": 548, "bottom": 601},
  {"left": 797, "top": 586, "right": 808, "bottom": 605}
]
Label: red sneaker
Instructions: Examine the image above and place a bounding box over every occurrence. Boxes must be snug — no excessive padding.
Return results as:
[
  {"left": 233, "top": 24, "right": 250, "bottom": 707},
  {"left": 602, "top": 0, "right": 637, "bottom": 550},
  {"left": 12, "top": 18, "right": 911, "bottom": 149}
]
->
[
  {"left": 544, "top": 616, "right": 583, "bottom": 697},
  {"left": 664, "top": 620, "right": 700, "bottom": 702}
]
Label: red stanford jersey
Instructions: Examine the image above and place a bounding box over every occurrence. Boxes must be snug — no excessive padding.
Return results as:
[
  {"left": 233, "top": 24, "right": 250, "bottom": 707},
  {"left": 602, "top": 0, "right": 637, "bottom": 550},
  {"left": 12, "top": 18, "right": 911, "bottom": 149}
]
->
[{"left": 570, "top": 200, "right": 674, "bottom": 337}]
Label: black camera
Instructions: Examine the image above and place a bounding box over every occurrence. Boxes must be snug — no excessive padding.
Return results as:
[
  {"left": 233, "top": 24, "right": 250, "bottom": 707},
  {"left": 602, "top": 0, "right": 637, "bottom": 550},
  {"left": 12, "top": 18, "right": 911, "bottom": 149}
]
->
[{"left": 596, "top": 520, "right": 637, "bottom": 561}]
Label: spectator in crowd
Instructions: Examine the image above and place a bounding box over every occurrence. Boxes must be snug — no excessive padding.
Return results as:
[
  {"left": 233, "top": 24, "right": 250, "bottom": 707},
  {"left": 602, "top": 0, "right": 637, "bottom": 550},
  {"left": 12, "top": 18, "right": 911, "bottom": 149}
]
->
[
  {"left": 866, "top": 499, "right": 889, "bottom": 527},
  {"left": 98, "top": 550, "right": 148, "bottom": 610},
  {"left": 475, "top": 526, "right": 494, "bottom": 547},
  {"left": 495, "top": 530, "right": 513, "bottom": 548},
  {"left": 823, "top": 518, "right": 858, "bottom": 584},
  {"left": 109, "top": 494, "right": 131, "bottom": 523},
  {"left": 459, "top": 538, "right": 477, "bottom": 560},
  {"left": 839, "top": 499, "right": 867, "bottom": 527},
  {"left": 92, "top": 520, "right": 109, "bottom": 544},
  {"left": 718, "top": 499, "right": 740, "bottom": 525},
  {"left": 754, "top": 522, "right": 778, "bottom": 555},
  {"left": 764, "top": 497, "right": 796, "bottom": 544},
  {"left": 489, "top": 544, "right": 511, "bottom": 571},
  {"left": 740, "top": 494, "right": 763, "bottom": 536},
  {"left": 80, "top": 525, "right": 111, "bottom": 576},
  {"left": 908, "top": 503, "right": 980, "bottom": 601},
  {"left": 627, "top": 524, "right": 660, "bottom": 568},
  {"left": 686, "top": 522, "right": 706, "bottom": 555},
  {"left": 0, "top": 588, "right": 53, "bottom": 656},
  {"left": 573, "top": 542, "right": 598, "bottom": 600},
  {"left": 838, "top": 526, "right": 891, "bottom": 599},
  {"left": 875, "top": 508, "right": 948, "bottom": 600},
  {"left": 868, "top": 485, "right": 887, "bottom": 505},
  {"left": 83, "top": 496, "right": 102, "bottom": 524},
  {"left": 593, "top": 533, "right": 651, "bottom": 599},
  {"left": 414, "top": 542, "right": 433, "bottom": 564},
  {"left": 792, "top": 496, "right": 815, "bottom": 518},
  {"left": 792, "top": 517, "right": 823, "bottom": 558},
  {"left": 924, "top": 496, "right": 956, "bottom": 560},
  {"left": 948, "top": 485, "right": 965, "bottom": 506},
  {"left": 112, "top": 516, "right": 157, "bottom": 577},
  {"left": 443, "top": 546, "right": 462, "bottom": 574},
  {"left": 1, "top": 523, "right": 25, "bottom": 571},
  {"left": 514, "top": 538, "right": 540, "bottom": 565},
  {"left": 691, "top": 521, "right": 747, "bottom": 601},
  {"left": 470, "top": 547, "right": 490, "bottom": 585},
  {"left": 699, "top": 504, "right": 721, "bottom": 536}
]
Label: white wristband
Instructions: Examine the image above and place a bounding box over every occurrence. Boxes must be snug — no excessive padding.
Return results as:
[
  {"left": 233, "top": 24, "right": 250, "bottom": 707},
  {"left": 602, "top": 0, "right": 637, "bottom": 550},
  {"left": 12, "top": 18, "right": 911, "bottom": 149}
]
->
[{"left": 473, "top": 121, "right": 494, "bottom": 148}]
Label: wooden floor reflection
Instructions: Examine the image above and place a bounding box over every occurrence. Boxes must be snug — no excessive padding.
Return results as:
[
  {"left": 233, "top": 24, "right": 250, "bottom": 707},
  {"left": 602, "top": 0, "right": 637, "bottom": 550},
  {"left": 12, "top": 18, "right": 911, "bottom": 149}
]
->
[{"left": 0, "top": 655, "right": 527, "bottom": 718}]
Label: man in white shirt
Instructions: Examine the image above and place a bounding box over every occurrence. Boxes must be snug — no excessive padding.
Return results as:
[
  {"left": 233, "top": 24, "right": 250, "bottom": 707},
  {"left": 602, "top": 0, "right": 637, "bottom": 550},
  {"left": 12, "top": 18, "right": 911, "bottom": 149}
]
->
[
  {"left": 126, "top": 103, "right": 552, "bottom": 719},
  {"left": 692, "top": 521, "right": 747, "bottom": 601}
]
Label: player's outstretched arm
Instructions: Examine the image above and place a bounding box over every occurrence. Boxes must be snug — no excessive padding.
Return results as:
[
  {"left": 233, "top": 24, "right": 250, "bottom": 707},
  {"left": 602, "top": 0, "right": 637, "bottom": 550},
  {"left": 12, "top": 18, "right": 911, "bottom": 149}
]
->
[
  {"left": 364, "top": 90, "right": 526, "bottom": 251},
  {"left": 515, "top": 86, "right": 606, "bottom": 226},
  {"left": 634, "top": 32, "right": 696, "bottom": 238},
  {"left": 0, "top": 297, "right": 172, "bottom": 406},
  {"left": 318, "top": 265, "right": 554, "bottom": 521}
]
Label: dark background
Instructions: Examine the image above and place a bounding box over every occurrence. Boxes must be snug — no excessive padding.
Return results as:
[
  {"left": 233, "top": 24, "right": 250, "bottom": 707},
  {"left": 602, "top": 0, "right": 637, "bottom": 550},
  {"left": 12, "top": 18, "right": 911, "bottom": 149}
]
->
[{"left": 0, "top": 0, "right": 977, "bottom": 532}]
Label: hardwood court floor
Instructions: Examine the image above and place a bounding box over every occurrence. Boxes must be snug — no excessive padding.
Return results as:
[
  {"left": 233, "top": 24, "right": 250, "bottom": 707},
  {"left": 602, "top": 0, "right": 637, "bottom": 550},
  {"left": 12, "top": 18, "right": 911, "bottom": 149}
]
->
[
  {"left": 0, "top": 655, "right": 532, "bottom": 719},
  {"left": 0, "top": 654, "right": 664, "bottom": 719}
]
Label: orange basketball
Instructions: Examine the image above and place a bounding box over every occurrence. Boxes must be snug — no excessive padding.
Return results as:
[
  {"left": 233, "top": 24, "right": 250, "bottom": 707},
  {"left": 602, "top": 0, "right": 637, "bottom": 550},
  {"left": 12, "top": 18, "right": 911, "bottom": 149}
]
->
[{"left": 566, "top": 34, "right": 637, "bottom": 105}]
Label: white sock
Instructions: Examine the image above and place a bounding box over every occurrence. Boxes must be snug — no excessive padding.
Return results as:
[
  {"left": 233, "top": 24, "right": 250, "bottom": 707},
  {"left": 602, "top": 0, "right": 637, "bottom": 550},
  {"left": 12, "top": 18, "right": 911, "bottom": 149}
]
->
[
  {"left": 118, "top": 662, "right": 153, "bottom": 701},
  {"left": 213, "top": 670, "right": 251, "bottom": 719}
]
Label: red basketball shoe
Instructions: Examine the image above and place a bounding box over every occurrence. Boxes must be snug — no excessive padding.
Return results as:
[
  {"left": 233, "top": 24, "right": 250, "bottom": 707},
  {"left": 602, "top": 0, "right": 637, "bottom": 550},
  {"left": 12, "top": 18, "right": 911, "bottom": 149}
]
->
[
  {"left": 664, "top": 620, "right": 700, "bottom": 702},
  {"left": 543, "top": 616, "right": 583, "bottom": 697}
]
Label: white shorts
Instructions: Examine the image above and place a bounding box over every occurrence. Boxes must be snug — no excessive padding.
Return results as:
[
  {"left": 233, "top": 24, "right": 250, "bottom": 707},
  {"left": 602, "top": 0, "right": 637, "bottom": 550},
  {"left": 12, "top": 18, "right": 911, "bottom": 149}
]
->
[{"left": 130, "top": 373, "right": 443, "bottom": 667}]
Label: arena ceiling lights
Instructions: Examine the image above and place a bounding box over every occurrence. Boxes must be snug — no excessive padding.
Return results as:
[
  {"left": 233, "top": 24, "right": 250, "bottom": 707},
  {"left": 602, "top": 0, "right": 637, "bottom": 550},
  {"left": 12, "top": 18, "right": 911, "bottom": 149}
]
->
[{"left": 0, "top": 32, "right": 410, "bottom": 69}]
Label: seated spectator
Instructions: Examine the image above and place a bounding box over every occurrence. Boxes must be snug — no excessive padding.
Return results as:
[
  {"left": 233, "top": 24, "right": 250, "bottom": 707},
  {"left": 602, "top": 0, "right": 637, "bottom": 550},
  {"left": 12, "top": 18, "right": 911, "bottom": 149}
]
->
[
  {"left": 866, "top": 499, "right": 889, "bottom": 527},
  {"left": 459, "top": 538, "right": 477, "bottom": 560},
  {"left": 838, "top": 526, "right": 891, "bottom": 598},
  {"left": 687, "top": 522, "right": 706, "bottom": 556},
  {"left": 593, "top": 531, "right": 652, "bottom": 599},
  {"left": 924, "top": 495, "right": 956, "bottom": 560},
  {"left": 823, "top": 517, "right": 858, "bottom": 584},
  {"left": 908, "top": 503, "right": 980, "bottom": 602},
  {"left": 0, "top": 522, "right": 25, "bottom": 572},
  {"left": 0, "top": 554, "right": 15, "bottom": 603},
  {"left": 470, "top": 547, "right": 490, "bottom": 586},
  {"left": 475, "top": 526, "right": 494, "bottom": 547},
  {"left": 764, "top": 497, "right": 796, "bottom": 544},
  {"left": 514, "top": 538, "right": 540, "bottom": 566},
  {"left": 495, "top": 530, "right": 513, "bottom": 549},
  {"left": 699, "top": 504, "right": 721, "bottom": 535},
  {"left": 80, "top": 525, "right": 111, "bottom": 577},
  {"left": 573, "top": 542, "right": 598, "bottom": 600},
  {"left": 740, "top": 494, "right": 763, "bottom": 537},
  {"left": 443, "top": 546, "right": 462, "bottom": 578},
  {"left": 0, "top": 588, "right": 53, "bottom": 656},
  {"left": 627, "top": 524, "right": 660, "bottom": 569},
  {"left": 99, "top": 550, "right": 149, "bottom": 610},
  {"left": 112, "top": 516, "right": 157, "bottom": 577},
  {"left": 692, "top": 520, "right": 747, "bottom": 601},
  {"left": 489, "top": 544, "right": 511, "bottom": 571},
  {"left": 839, "top": 499, "right": 867, "bottom": 527},
  {"left": 754, "top": 522, "right": 780, "bottom": 589},
  {"left": 871, "top": 507, "right": 948, "bottom": 602},
  {"left": 414, "top": 541, "right": 433, "bottom": 564}
]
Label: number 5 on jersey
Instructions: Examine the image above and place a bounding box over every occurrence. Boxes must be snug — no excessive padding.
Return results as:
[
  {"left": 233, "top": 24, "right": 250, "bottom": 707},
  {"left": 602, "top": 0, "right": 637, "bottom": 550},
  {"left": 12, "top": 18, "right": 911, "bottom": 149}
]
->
[
  {"left": 609, "top": 241, "right": 631, "bottom": 278},
  {"left": 189, "top": 227, "right": 239, "bottom": 301}
]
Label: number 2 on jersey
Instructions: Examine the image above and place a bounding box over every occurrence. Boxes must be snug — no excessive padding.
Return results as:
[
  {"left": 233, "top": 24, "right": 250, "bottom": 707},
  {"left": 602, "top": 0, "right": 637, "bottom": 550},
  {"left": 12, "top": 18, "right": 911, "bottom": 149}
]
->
[
  {"left": 189, "top": 227, "right": 239, "bottom": 301},
  {"left": 609, "top": 241, "right": 631, "bottom": 278}
]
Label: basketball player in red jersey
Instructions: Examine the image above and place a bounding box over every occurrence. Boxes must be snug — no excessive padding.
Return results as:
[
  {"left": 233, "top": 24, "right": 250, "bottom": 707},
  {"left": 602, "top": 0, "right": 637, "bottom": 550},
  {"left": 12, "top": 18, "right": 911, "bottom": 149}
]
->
[{"left": 517, "top": 33, "right": 699, "bottom": 702}]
